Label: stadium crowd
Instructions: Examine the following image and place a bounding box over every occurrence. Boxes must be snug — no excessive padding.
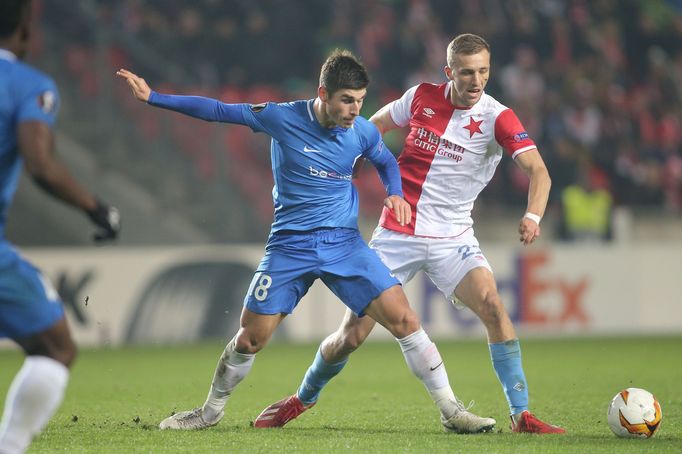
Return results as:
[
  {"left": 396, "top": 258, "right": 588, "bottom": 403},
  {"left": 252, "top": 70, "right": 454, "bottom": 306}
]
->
[{"left": 35, "top": 0, "right": 682, "bottom": 241}]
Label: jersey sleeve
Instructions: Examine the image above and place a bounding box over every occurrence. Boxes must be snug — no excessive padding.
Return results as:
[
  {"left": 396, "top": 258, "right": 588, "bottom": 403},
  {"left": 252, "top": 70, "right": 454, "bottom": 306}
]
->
[
  {"left": 494, "top": 108, "right": 537, "bottom": 158},
  {"left": 16, "top": 76, "right": 60, "bottom": 127},
  {"left": 360, "top": 123, "right": 402, "bottom": 196},
  {"left": 238, "top": 102, "right": 282, "bottom": 136},
  {"left": 359, "top": 121, "right": 383, "bottom": 159},
  {"left": 147, "top": 91, "right": 284, "bottom": 138},
  {"left": 388, "top": 85, "right": 419, "bottom": 128},
  {"left": 147, "top": 91, "right": 248, "bottom": 124}
]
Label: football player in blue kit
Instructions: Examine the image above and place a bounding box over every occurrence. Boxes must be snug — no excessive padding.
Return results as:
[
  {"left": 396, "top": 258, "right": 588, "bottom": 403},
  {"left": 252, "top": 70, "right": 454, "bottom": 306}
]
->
[
  {"left": 0, "top": 1, "right": 120, "bottom": 453},
  {"left": 116, "top": 49, "right": 496, "bottom": 433}
]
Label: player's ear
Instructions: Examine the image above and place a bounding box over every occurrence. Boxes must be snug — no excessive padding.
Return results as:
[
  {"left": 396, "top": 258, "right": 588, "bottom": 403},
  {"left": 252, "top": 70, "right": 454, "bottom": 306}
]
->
[
  {"left": 444, "top": 66, "right": 453, "bottom": 80},
  {"left": 318, "top": 86, "right": 328, "bottom": 102}
]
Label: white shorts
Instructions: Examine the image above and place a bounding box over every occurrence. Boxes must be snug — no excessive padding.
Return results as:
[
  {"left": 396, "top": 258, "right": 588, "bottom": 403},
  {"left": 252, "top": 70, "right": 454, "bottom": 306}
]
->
[{"left": 369, "top": 226, "right": 493, "bottom": 305}]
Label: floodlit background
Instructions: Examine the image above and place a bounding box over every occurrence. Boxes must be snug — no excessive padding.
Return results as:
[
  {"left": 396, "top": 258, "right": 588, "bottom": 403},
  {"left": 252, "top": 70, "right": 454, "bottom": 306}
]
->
[{"left": 6, "top": 0, "right": 682, "bottom": 346}]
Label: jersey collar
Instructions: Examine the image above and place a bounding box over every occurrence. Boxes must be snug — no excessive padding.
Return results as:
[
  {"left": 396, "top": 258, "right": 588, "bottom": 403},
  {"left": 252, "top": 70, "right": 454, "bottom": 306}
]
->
[{"left": 0, "top": 48, "right": 18, "bottom": 61}]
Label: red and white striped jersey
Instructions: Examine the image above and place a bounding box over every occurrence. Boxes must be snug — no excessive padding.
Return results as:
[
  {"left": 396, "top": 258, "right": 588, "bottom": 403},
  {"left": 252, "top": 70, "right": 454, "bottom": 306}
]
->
[{"left": 379, "top": 82, "right": 537, "bottom": 237}]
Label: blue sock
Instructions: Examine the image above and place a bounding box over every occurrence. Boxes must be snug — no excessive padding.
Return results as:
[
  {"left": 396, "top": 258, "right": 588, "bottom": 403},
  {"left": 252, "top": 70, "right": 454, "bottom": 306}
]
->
[
  {"left": 296, "top": 348, "right": 348, "bottom": 405},
  {"left": 489, "top": 339, "right": 528, "bottom": 415}
]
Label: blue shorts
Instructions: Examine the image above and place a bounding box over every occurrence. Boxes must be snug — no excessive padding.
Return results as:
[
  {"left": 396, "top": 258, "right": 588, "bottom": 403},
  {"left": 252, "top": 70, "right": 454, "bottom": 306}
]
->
[
  {"left": 0, "top": 241, "right": 64, "bottom": 339},
  {"left": 244, "top": 228, "right": 400, "bottom": 316}
]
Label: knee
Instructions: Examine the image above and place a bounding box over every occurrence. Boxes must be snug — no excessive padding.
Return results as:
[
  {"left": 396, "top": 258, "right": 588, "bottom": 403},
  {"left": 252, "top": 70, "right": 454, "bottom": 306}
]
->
[
  {"left": 335, "top": 327, "right": 370, "bottom": 356},
  {"left": 342, "top": 332, "right": 365, "bottom": 353},
  {"left": 29, "top": 336, "right": 77, "bottom": 368},
  {"left": 49, "top": 339, "right": 77, "bottom": 369},
  {"left": 60, "top": 342, "right": 78, "bottom": 368},
  {"left": 235, "top": 333, "right": 266, "bottom": 354},
  {"left": 320, "top": 324, "right": 368, "bottom": 362},
  {"left": 319, "top": 333, "right": 358, "bottom": 362},
  {"left": 477, "top": 289, "right": 506, "bottom": 327},
  {"left": 391, "top": 310, "right": 421, "bottom": 339}
]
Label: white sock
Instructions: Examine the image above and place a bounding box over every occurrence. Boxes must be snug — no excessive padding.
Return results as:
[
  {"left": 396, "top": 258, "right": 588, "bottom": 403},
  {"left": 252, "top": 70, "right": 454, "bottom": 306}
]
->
[
  {"left": 0, "top": 356, "right": 69, "bottom": 454},
  {"left": 202, "top": 337, "right": 255, "bottom": 421},
  {"left": 396, "top": 329, "right": 459, "bottom": 419},
  {"left": 430, "top": 387, "right": 459, "bottom": 419}
]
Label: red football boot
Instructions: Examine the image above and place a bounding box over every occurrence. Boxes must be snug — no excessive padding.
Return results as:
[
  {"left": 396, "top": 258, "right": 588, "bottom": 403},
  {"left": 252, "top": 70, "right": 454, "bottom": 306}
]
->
[
  {"left": 511, "top": 411, "right": 566, "bottom": 434},
  {"left": 254, "top": 395, "right": 315, "bottom": 428}
]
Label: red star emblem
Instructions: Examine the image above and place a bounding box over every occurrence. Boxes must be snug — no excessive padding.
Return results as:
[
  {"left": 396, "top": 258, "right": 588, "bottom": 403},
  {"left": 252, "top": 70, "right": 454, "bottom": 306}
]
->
[{"left": 463, "top": 117, "right": 483, "bottom": 138}]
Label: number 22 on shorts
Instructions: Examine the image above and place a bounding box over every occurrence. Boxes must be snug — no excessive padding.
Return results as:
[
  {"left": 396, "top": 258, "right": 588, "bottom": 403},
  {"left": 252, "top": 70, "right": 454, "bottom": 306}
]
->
[{"left": 457, "top": 244, "right": 481, "bottom": 260}]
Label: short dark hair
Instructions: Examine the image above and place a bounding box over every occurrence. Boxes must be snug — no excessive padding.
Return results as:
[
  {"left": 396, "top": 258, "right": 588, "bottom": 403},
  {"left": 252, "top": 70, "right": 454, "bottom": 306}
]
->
[
  {"left": 0, "top": 0, "right": 31, "bottom": 39},
  {"left": 319, "top": 49, "right": 369, "bottom": 96},
  {"left": 447, "top": 33, "right": 490, "bottom": 67}
]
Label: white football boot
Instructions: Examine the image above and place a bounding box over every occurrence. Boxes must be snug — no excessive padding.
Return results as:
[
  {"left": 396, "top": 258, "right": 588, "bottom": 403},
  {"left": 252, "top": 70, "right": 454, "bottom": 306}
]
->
[
  {"left": 440, "top": 400, "right": 496, "bottom": 434},
  {"left": 159, "top": 407, "right": 224, "bottom": 430}
]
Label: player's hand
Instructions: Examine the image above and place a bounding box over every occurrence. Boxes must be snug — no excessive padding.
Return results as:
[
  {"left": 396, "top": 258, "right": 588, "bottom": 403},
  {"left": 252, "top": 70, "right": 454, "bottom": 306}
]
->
[
  {"left": 86, "top": 200, "right": 121, "bottom": 242},
  {"left": 384, "top": 195, "right": 411, "bottom": 227},
  {"left": 518, "top": 217, "right": 540, "bottom": 246},
  {"left": 116, "top": 69, "right": 151, "bottom": 102}
]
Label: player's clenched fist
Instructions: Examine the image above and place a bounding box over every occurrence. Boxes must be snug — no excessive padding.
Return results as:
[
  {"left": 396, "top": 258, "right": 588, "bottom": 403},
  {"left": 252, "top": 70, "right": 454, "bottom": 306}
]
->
[{"left": 116, "top": 69, "right": 151, "bottom": 102}]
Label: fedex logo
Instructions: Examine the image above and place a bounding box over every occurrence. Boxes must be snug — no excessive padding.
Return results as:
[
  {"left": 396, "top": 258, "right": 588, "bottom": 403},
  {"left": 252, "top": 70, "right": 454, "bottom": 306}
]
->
[{"left": 420, "top": 250, "right": 590, "bottom": 329}]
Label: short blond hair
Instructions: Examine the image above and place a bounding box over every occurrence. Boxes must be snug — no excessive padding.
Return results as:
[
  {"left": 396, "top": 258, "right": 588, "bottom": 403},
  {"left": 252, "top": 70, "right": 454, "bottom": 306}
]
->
[{"left": 446, "top": 34, "right": 490, "bottom": 67}]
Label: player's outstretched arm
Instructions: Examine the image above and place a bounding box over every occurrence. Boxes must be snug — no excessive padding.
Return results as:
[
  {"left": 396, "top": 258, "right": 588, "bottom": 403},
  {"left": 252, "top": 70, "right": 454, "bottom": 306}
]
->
[
  {"left": 18, "top": 121, "right": 120, "bottom": 242},
  {"left": 514, "top": 149, "right": 551, "bottom": 246},
  {"left": 115, "top": 68, "right": 248, "bottom": 125},
  {"left": 116, "top": 69, "right": 151, "bottom": 102}
]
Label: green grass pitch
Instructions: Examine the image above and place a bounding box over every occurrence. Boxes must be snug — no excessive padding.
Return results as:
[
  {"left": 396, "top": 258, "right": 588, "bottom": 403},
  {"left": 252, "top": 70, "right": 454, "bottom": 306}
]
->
[{"left": 1, "top": 336, "right": 681, "bottom": 453}]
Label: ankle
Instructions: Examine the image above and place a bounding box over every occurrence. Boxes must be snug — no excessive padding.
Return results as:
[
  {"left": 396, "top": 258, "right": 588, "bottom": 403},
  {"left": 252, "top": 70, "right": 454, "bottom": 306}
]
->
[
  {"left": 430, "top": 387, "right": 458, "bottom": 419},
  {"left": 511, "top": 411, "right": 527, "bottom": 424},
  {"left": 202, "top": 401, "right": 225, "bottom": 421}
]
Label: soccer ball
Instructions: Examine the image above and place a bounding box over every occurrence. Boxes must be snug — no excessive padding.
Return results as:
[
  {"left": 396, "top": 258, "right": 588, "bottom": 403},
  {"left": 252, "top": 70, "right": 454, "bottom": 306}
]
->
[{"left": 607, "top": 388, "right": 662, "bottom": 438}]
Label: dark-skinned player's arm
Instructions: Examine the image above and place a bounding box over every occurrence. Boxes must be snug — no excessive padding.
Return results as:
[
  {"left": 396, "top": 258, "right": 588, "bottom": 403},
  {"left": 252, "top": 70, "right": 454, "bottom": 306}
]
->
[{"left": 18, "top": 121, "right": 120, "bottom": 241}]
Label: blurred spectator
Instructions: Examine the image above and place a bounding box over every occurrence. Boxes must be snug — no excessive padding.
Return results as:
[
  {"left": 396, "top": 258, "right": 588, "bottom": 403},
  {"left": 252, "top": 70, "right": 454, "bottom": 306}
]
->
[{"left": 559, "top": 162, "right": 613, "bottom": 241}]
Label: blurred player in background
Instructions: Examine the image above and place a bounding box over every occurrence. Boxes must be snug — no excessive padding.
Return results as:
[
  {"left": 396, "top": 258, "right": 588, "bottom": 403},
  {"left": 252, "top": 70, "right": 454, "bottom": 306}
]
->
[
  {"left": 256, "top": 33, "right": 565, "bottom": 434},
  {"left": 0, "top": 1, "right": 120, "bottom": 453},
  {"left": 117, "top": 49, "right": 496, "bottom": 434}
]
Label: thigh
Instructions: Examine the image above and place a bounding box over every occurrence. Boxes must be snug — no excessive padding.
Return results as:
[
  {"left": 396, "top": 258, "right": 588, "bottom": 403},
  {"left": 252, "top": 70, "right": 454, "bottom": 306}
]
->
[
  {"left": 243, "top": 245, "right": 318, "bottom": 315},
  {"left": 425, "top": 230, "right": 493, "bottom": 304},
  {"left": 453, "top": 266, "right": 499, "bottom": 313},
  {"left": 320, "top": 231, "right": 400, "bottom": 316},
  {"left": 369, "top": 227, "right": 428, "bottom": 285},
  {"left": 0, "top": 246, "right": 64, "bottom": 340}
]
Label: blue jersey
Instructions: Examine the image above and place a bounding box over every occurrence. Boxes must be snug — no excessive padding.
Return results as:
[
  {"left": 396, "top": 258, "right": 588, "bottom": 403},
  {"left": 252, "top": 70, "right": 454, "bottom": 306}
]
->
[
  {"left": 239, "top": 100, "right": 392, "bottom": 233},
  {"left": 0, "top": 49, "right": 60, "bottom": 238},
  {"left": 148, "top": 92, "right": 402, "bottom": 235}
]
